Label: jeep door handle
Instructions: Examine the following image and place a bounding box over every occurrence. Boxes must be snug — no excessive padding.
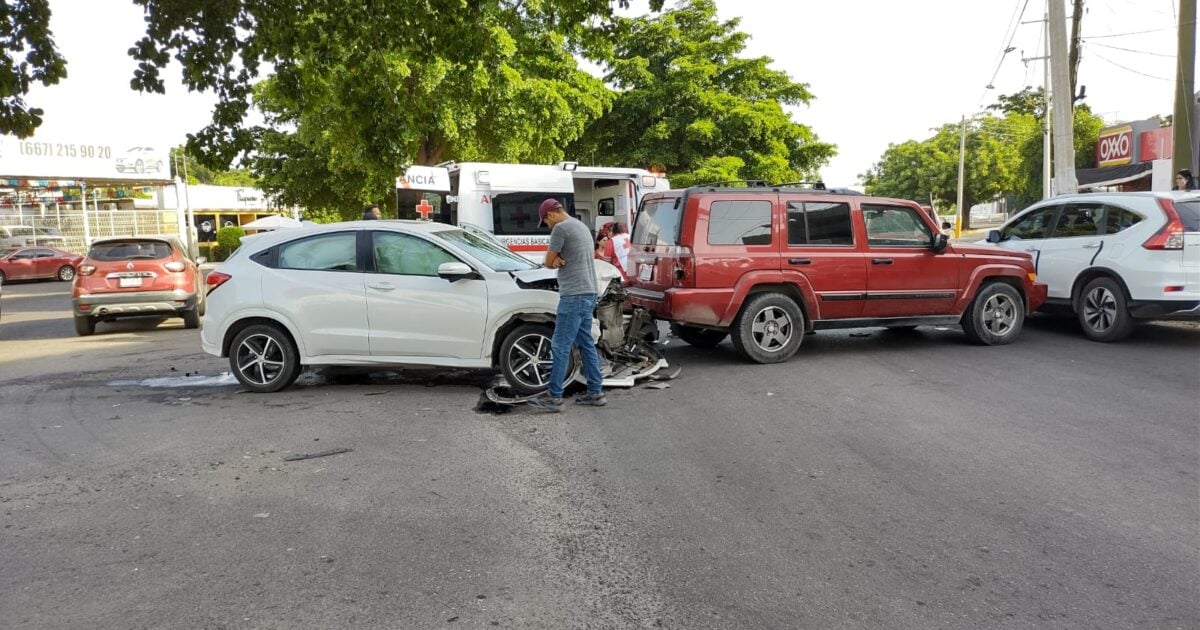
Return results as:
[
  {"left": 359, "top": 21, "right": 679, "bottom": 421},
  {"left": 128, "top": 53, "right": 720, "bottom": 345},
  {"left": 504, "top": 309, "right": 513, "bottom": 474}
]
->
[
  {"left": 368, "top": 282, "right": 396, "bottom": 291},
  {"left": 788, "top": 258, "right": 811, "bottom": 265},
  {"left": 871, "top": 258, "right": 893, "bottom": 265}
]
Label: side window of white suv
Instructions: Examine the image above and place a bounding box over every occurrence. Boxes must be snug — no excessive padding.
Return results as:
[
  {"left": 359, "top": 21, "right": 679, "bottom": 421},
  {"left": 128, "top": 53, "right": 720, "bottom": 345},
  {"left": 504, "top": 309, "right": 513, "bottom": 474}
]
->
[
  {"left": 1003, "top": 206, "right": 1057, "bottom": 241},
  {"left": 1103, "top": 206, "right": 1144, "bottom": 234},
  {"left": 1049, "top": 204, "right": 1103, "bottom": 238}
]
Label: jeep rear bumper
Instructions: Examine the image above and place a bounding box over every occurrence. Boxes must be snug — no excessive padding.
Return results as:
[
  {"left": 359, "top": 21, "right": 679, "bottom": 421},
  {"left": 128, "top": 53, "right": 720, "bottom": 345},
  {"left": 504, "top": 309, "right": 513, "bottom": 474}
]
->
[{"left": 74, "top": 290, "right": 197, "bottom": 318}]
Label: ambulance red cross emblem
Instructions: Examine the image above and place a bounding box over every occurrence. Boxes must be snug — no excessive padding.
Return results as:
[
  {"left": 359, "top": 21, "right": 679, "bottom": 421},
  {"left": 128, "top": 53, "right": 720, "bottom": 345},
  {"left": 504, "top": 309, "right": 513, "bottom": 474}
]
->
[{"left": 415, "top": 199, "right": 434, "bottom": 220}]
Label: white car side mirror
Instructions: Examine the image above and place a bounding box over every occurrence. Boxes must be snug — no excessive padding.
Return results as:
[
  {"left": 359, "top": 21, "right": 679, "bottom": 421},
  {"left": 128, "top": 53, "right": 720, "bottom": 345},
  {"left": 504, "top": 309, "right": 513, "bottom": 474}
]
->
[{"left": 437, "top": 262, "right": 476, "bottom": 281}]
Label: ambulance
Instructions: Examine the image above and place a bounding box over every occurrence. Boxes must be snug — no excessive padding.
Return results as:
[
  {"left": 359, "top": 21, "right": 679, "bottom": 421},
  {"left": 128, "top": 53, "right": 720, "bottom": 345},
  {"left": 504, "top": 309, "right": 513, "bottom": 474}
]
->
[{"left": 395, "top": 161, "right": 669, "bottom": 258}]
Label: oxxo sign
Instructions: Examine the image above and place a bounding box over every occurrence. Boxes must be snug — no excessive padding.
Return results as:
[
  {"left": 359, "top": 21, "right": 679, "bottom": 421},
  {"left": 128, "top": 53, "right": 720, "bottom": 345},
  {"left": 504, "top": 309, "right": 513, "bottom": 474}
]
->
[{"left": 1096, "top": 125, "right": 1133, "bottom": 167}]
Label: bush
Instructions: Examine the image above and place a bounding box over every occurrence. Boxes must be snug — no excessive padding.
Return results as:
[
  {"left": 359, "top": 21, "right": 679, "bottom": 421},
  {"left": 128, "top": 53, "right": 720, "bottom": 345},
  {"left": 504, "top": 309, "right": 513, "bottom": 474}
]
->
[{"left": 216, "top": 226, "right": 245, "bottom": 255}]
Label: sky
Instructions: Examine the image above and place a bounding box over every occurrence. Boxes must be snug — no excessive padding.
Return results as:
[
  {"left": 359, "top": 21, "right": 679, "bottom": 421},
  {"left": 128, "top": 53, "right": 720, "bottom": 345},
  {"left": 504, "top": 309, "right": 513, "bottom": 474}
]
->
[{"left": 27, "top": 0, "right": 1189, "bottom": 188}]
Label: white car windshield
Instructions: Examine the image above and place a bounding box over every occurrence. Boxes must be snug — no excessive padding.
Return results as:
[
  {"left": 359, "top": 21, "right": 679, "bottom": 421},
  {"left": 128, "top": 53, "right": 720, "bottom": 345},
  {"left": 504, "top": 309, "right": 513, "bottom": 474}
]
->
[{"left": 434, "top": 229, "right": 539, "bottom": 272}]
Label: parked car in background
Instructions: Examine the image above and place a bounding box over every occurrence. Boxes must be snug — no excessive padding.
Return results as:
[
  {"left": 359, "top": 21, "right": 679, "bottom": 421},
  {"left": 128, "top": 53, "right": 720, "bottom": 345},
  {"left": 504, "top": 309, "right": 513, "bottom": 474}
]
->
[
  {"left": 31, "top": 226, "right": 68, "bottom": 247},
  {"left": 200, "top": 220, "right": 645, "bottom": 394},
  {"left": 986, "top": 191, "right": 1200, "bottom": 341},
  {"left": 627, "top": 185, "right": 1047, "bottom": 363},
  {"left": 0, "top": 225, "right": 38, "bottom": 250},
  {"left": 72, "top": 236, "right": 206, "bottom": 336},
  {"left": 0, "top": 247, "right": 83, "bottom": 282}
]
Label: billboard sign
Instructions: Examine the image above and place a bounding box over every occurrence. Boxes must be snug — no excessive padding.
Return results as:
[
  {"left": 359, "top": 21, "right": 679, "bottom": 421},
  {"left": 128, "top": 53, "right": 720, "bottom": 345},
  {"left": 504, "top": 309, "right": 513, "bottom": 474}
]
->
[
  {"left": 1096, "top": 125, "right": 1133, "bottom": 167},
  {"left": 0, "top": 134, "right": 171, "bottom": 182}
]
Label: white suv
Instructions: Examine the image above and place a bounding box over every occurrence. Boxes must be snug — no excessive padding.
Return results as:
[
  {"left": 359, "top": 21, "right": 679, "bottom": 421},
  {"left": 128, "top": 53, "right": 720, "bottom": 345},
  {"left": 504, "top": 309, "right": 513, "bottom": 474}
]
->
[
  {"left": 201, "top": 220, "right": 634, "bottom": 393},
  {"left": 987, "top": 191, "right": 1200, "bottom": 341}
]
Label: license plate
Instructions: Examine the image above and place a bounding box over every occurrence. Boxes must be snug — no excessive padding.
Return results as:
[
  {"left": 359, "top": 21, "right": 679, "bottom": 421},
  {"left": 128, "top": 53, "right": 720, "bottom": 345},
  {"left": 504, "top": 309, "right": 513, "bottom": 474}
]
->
[
  {"left": 119, "top": 277, "right": 143, "bottom": 288},
  {"left": 638, "top": 264, "right": 653, "bottom": 282}
]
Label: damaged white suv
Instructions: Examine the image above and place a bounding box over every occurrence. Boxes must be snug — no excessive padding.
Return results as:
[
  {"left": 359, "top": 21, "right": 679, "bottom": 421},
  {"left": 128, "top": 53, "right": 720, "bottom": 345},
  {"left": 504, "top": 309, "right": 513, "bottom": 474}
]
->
[{"left": 201, "top": 220, "right": 657, "bottom": 393}]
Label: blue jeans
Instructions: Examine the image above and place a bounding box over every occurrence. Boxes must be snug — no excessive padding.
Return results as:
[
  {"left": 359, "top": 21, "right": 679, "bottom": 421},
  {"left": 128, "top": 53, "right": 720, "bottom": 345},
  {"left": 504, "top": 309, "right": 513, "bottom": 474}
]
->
[{"left": 548, "top": 293, "right": 603, "bottom": 398}]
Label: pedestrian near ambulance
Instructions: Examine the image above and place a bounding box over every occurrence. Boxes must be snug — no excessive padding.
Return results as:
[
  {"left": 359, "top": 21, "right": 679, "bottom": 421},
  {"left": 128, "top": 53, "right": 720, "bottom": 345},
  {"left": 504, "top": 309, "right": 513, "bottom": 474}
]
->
[
  {"left": 527, "top": 198, "right": 606, "bottom": 411},
  {"left": 602, "top": 222, "right": 631, "bottom": 279},
  {"left": 363, "top": 204, "right": 382, "bottom": 220}
]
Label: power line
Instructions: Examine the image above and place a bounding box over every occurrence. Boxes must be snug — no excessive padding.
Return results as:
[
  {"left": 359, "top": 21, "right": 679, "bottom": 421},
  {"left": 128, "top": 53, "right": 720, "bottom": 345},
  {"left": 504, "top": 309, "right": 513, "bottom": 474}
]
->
[
  {"left": 1085, "top": 41, "right": 1176, "bottom": 57},
  {"left": 1085, "top": 24, "right": 1192, "bottom": 39},
  {"left": 1092, "top": 51, "right": 1174, "bottom": 81},
  {"left": 977, "top": 0, "right": 1032, "bottom": 109}
]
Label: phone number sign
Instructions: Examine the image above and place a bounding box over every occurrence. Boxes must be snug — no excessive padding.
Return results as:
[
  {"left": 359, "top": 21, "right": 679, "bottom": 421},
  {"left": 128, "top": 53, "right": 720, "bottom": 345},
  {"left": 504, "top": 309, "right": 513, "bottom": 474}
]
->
[{"left": 0, "top": 135, "right": 171, "bottom": 182}]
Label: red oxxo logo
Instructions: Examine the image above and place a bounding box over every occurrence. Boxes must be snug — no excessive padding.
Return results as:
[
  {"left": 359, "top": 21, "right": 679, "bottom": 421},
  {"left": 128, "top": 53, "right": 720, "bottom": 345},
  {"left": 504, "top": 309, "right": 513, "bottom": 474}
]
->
[{"left": 1096, "top": 126, "right": 1133, "bottom": 166}]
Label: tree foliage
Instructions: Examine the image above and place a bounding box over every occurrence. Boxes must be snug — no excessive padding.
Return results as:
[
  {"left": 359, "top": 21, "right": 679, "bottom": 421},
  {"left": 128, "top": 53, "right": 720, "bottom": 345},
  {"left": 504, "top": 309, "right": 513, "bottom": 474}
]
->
[
  {"left": 169, "top": 146, "right": 258, "bottom": 187},
  {"left": 129, "top": 0, "right": 663, "bottom": 220},
  {"left": 863, "top": 88, "right": 1108, "bottom": 228},
  {"left": 571, "top": 0, "right": 834, "bottom": 187},
  {"left": 0, "top": 0, "right": 67, "bottom": 137}
]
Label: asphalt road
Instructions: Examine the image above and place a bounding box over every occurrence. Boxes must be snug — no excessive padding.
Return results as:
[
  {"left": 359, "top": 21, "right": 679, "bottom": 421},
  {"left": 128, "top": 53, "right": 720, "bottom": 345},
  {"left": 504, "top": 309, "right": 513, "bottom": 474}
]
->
[{"left": 1, "top": 281, "right": 1197, "bottom": 629}]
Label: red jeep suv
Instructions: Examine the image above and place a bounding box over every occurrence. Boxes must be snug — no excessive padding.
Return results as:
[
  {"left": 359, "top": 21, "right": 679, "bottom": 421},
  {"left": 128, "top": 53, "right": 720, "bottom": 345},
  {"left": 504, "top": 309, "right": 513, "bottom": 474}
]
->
[{"left": 627, "top": 186, "right": 1047, "bottom": 363}]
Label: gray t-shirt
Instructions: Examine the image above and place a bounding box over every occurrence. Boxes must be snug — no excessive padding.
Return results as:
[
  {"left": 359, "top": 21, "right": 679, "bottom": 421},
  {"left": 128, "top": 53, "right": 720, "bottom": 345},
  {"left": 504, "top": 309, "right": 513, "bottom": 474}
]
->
[{"left": 548, "top": 217, "right": 599, "bottom": 296}]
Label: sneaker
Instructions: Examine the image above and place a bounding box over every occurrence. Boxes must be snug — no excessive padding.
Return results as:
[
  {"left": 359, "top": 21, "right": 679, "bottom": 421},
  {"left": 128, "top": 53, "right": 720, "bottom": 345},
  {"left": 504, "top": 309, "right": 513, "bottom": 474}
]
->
[
  {"left": 575, "top": 392, "right": 607, "bottom": 407},
  {"left": 527, "top": 394, "right": 564, "bottom": 413}
]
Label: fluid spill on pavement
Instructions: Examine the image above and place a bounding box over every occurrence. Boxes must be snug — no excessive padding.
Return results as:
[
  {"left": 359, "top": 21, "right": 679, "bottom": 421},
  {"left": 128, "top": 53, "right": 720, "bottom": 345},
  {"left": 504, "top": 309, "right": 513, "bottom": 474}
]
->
[{"left": 108, "top": 373, "right": 239, "bottom": 388}]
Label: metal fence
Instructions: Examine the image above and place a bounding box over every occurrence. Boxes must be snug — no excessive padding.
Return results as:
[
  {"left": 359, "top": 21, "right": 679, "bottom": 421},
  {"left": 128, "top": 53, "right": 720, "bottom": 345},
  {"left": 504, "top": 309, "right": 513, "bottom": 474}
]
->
[{"left": 0, "top": 207, "right": 182, "bottom": 255}]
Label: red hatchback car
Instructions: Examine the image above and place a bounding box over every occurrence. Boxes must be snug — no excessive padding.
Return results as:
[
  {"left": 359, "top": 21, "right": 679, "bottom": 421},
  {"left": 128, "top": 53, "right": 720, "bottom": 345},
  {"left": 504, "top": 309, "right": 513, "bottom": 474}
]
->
[
  {"left": 72, "top": 236, "right": 206, "bottom": 336},
  {"left": 627, "top": 186, "right": 1048, "bottom": 363},
  {"left": 0, "top": 247, "right": 83, "bottom": 283}
]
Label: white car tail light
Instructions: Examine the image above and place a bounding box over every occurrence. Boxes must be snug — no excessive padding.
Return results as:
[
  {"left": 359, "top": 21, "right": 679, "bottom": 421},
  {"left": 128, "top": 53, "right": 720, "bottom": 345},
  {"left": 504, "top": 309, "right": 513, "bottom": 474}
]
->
[{"left": 1143, "top": 198, "right": 1185, "bottom": 250}]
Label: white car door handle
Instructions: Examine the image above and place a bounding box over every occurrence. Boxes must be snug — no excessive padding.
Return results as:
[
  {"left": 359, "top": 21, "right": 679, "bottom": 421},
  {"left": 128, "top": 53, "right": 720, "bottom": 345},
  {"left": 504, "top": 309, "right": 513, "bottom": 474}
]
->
[
  {"left": 1082, "top": 242, "right": 1101, "bottom": 249},
  {"left": 1024, "top": 247, "right": 1039, "bottom": 253},
  {"left": 368, "top": 282, "right": 395, "bottom": 291}
]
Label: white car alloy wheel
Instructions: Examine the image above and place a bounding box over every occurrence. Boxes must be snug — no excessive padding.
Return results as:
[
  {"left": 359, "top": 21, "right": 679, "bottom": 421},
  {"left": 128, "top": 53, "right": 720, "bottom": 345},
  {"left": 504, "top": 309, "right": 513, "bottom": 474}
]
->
[
  {"left": 229, "top": 325, "right": 301, "bottom": 393},
  {"left": 500, "top": 323, "right": 579, "bottom": 396},
  {"left": 1082, "top": 285, "right": 1118, "bottom": 334}
]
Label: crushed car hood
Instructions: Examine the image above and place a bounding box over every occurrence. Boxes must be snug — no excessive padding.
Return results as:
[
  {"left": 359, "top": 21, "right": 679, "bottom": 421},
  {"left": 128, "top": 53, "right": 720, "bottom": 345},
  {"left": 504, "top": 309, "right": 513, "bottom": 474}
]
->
[{"left": 512, "top": 260, "right": 623, "bottom": 291}]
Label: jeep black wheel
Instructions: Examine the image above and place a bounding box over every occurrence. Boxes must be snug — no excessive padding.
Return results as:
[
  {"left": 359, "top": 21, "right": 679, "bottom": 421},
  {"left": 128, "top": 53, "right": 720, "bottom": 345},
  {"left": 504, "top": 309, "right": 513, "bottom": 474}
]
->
[
  {"left": 730, "top": 293, "right": 804, "bottom": 364},
  {"left": 961, "top": 282, "right": 1024, "bottom": 345},
  {"left": 1077, "top": 276, "right": 1136, "bottom": 342},
  {"left": 230, "top": 324, "right": 301, "bottom": 393},
  {"left": 670, "top": 323, "right": 727, "bottom": 348}
]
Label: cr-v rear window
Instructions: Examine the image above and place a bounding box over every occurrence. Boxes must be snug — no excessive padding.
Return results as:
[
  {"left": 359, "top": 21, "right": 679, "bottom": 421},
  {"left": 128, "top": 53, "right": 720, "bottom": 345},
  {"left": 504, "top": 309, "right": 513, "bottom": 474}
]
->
[
  {"left": 1175, "top": 200, "right": 1200, "bottom": 232},
  {"left": 633, "top": 197, "right": 683, "bottom": 246},
  {"left": 88, "top": 240, "right": 173, "bottom": 261}
]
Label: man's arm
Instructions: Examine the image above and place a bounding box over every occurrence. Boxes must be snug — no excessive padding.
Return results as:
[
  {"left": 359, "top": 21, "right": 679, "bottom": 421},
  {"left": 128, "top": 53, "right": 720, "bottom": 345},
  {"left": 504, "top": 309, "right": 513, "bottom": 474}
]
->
[
  {"left": 545, "top": 224, "right": 565, "bottom": 268},
  {"left": 544, "top": 250, "right": 564, "bottom": 268}
]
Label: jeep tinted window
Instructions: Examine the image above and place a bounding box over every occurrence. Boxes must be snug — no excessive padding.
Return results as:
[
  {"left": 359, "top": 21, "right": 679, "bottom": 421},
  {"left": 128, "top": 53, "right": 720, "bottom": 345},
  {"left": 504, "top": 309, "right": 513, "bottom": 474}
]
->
[
  {"left": 1176, "top": 200, "right": 1200, "bottom": 232},
  {"left": 863, "top": 204, "right": 932, "bottom": 247},
  {"left": 787, "top": 201, "right": 853, "bottom": 246},
  {"left": 633, "top": 198, "right": 682, "bottom": 247},
  {"left": 708, "top": 200, "right": 773, "bottom": 245}
]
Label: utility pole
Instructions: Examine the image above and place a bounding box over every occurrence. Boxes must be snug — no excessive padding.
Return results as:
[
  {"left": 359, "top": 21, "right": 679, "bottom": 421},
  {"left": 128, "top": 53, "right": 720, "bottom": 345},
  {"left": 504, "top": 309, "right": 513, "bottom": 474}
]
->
[
  {"left": 1173, "top": 0, "right": 1197, "bottom": 177},
  {"left": 1068, "top": 0, "right": 1084, "bottom": 101},
  {"left": 1022, "top": 12, "right": 1052, "bottom": 199},
  {"left": 1049, "top": 0, "right": 1077, "bottom": 194},
  {"left": 956, "top": 115, "right": 967, "bottom": 239}
]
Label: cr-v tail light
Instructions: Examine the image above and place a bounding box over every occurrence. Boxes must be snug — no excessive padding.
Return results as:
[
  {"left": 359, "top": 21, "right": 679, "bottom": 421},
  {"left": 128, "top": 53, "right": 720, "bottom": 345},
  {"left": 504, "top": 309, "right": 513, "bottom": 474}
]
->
[
  {"left": 205, "top": 271, "right": 232, "bottom": 294},
  {"left": 1143, "top": 198, "right": 1185, "bottom": 250},
  {"left": 78, "top": 264, "right": 96, "bottom": 276},
  {"left": 164, "top": 261, "right": 186, "bottom": 272}
]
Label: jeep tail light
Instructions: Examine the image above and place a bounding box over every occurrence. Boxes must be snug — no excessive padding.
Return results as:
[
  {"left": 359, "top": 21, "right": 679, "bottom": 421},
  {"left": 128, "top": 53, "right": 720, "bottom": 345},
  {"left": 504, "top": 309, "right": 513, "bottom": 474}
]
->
[
  {"left": 206, "top": 271, "right": 232, "bottom": 294},
  {"left": 78, "top": 264, "right": 96, "bottom": 276},
  {"left": 164, "top": 261, "right": 186, "bottom": 272},
  {"left": 1143, "top": 198, "right": 1185, "bottom": 250},
  {"left": 670, "top": 246, "right": 695, "bottom": 288}
]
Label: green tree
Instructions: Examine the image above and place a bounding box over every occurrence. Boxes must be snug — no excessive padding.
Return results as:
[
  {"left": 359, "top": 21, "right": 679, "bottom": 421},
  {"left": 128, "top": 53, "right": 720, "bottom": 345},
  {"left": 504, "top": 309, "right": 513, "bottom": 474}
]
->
[
  {"left": 128, "top": 1, "right": 664, "bottom": 219},
  {"left": 169, "top": 146, "right": 259, "bottom": 187},
  {"left": 861, "top": 115, "right": 1022, "bottom": 230},
  {"left": 571, "top": 0, "right": 834, "bottom": 187},
  {"left": 0, "top": 0, "right": 67, "bottom": 137}
]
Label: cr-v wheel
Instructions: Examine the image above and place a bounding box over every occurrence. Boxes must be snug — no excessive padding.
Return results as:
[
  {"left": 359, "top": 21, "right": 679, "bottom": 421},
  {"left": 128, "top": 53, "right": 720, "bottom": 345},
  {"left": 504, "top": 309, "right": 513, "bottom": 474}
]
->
[
  {"left": 229, "top": 324, "right": 301, "bottom": 393},
  {"left": 1077, "top": 276, "right": 1136, "bottom": 342},
  {"left": 730, "top": 293, "right": 805, "bottom": 364},
  {"left": 499, "top": 323, "right": 579, "bottom": 396}
]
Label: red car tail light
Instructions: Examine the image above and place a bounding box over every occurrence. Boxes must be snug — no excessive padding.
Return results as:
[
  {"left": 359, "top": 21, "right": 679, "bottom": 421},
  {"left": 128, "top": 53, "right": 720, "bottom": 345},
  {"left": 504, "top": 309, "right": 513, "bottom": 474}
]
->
[
  {"left": 669, "top": 246, "right": 695, "bottom": 288},
  {"left": 206, "top": 271, "right": 232, "bottom": 294},
  {"left": 164, "top": 261, "right": 186, "bottom": 272},
  {"left": 78, "top": 264, "right": 96, "bottom": 276},
  {"left": 1143, "top": 198, "right": 1185, "bottom": 250}
]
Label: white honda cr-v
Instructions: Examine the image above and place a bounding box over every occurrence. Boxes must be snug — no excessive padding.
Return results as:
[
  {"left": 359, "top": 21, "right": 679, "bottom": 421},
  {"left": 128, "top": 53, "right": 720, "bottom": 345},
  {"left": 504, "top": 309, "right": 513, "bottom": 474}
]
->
[
  {"left": 200, "top": 220, "right": 629, "bottom": 392},
  {"left": 986, "top": 191, "right": 1200, "bottom": 341}
]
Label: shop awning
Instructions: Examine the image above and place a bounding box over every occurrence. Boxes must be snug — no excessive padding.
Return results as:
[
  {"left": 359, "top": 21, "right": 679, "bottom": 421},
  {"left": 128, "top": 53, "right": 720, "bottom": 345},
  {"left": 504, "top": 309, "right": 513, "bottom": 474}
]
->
[{"left": 1076, "top": 162, "right": 1152, "bottom": 189}]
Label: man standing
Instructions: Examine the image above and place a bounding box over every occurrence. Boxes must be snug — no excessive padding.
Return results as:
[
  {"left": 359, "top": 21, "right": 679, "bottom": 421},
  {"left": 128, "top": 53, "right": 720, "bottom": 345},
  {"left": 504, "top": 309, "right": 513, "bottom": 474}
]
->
[
  {"left": 363, "top": 204, "right": 382, "bottom": 220},
  {"left": 528, "top": 198, "right": 606, "bottom": 411}
]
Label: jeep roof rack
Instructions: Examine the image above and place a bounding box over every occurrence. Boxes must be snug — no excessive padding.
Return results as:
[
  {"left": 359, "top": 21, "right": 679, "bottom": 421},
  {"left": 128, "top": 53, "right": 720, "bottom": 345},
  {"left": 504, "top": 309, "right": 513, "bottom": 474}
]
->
[
  {"left": 693, "top": 180, "right": 769, "bottom": 189},
  {"left": 772, "top": 181, "right": 827, "bottom": 190}
]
